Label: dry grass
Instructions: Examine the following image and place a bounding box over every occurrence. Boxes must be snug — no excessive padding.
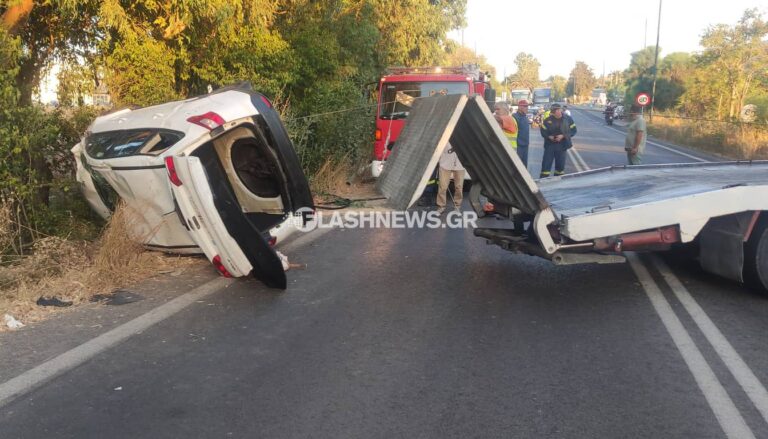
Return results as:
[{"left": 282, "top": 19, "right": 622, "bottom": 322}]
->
[
  {"left": 0, "top": 202, "right": 197, "bottom": 331},
  {"left": 0, "top": 202, "right": 12, "bottom": 252},
  {"left": 648, "top": 116, "right": 768, "bottom": 160},
  {"left": 310, "top": 155, "right": 356, "bottom": 195}
]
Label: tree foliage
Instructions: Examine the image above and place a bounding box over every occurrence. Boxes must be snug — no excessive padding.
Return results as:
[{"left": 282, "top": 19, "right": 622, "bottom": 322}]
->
[
  {"left": 507, "top": 52, "right": 540, "bottom": 95},
  {"left": 546, "top": 75, "right": 567, "bottom": 102},
  {"left": 681, "top": 9, "right": 768, "bottom": 120},
  {"left": 566, "top": 61, "right": 596, "bottom": 101}
]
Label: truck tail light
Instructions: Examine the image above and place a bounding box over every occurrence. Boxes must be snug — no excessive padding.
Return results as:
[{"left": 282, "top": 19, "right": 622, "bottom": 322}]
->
[
  {"left": 212, "top": 255, "right": 232, "bottom": 278},
  {"left": 187, "top": 112, "right": 225, "bottom": 130},
  {"left": 375, "top": 128, "right": 382, "bottom": 141},
  {"left": 164, "top": 156, "right": 183, "bottom": 186}
]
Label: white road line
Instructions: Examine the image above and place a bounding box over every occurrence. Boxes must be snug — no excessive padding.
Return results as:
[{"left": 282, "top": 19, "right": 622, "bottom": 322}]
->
[
  {"left": 604, "top": 124, "right": 707, "bottom": 162},
  {"left": 652, "top": 255, "right": 768, "bottom": 424},
  {"left": 0, "top": 277, "right": 232, "bottom": 407},
  {"left": 571, "top": 143, "right": 761, "bottom": 436},
  {"left": 627, "top": 253, "right": 756, "bottom": 439},
  {"left": 568, "top": 148, "right": 587, "bottom": 173},
  {"left": 576, "top": 109, "right": 708, "bottom": 162},
  {"left": 0, "top": 228, "right": 331, "bottom": 408}
]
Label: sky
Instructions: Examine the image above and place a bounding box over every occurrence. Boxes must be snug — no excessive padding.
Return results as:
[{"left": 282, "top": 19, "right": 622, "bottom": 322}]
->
[{"left": 448, "top": 0, "right": 766, "bottom": 81}]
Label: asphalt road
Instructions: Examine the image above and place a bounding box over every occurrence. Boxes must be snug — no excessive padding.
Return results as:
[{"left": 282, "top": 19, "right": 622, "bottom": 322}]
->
[{"left": 2, "top": 109, "right": 768, "bottom": 438}]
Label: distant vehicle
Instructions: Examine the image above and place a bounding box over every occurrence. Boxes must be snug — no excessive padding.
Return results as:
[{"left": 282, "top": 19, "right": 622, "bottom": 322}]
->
[
  {"left": 614, "top": 105, "right": 625, "bottom": 120},
  {"left": 372, "top": 65, "right": 495, "bottom": 177},
  {"left": 604, "top": 108, "right": 614, "bottom": 125},
  {"left": 72, "top": 83, "right": 313, "bottom": 288},
  {"left": 532, "top": 87, "right": 552, "bottom": 107},
  {"left": 592, "top": 88, "right": 607, "bottom": 106},
  {"left": 510, "top": 89, "right": 532, "bottom": 111}
]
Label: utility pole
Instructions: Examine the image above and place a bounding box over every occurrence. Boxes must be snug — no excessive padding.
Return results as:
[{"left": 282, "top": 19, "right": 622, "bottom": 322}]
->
[
  {"left": 602, "top": 60, "right": 605, "bottom": 88},
  {"left": 644, "top": 18, "right": 647, "bottom": 49},
  {"left": 650, "top": 0, "right": 662, "bottom": 122}
]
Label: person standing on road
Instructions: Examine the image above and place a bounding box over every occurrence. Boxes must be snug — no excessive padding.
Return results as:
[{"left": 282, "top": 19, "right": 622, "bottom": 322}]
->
[
  {"left": 436, "top": 142, "right": 465, "bottom": 214},
  {"left": 539, "top": 103, "right": 577, "bottom": 178},
  {"left": 494, "top": 102, "right": 518, "bottom": 150},
  {"left": 625, "top": 104, "right": 647, "bottom": 165},
  {"left": 511, "top": 99, "right": 530, "bottom": 167}
]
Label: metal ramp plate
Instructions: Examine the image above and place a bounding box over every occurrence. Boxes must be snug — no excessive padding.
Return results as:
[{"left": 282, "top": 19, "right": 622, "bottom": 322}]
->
[{"left": 376, "top": 94, "right": 548, "bottom": 214}]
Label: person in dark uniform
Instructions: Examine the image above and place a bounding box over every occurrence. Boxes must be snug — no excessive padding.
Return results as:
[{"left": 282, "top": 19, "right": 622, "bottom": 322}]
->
[{"left": 539, "top": 103, "right": 577, "bottom": 178}]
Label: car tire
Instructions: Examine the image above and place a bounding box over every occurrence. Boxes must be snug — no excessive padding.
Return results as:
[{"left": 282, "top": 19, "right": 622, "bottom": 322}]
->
[{"left": 744, "top": 214, "right": 768, "bottom": 292}]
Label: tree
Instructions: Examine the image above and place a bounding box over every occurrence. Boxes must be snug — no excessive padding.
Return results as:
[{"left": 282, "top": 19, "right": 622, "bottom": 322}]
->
[
  {"left": 1, "top": 0, "right": 100, "bottom": 105},
  {"left": 443, "top": 41, "right": 497, "bottom": 86},
  {"left": 605, "top": 70, "right": 626, "bottom": 102},
  {"left": 546, "top": 75, "right": 567, "bottom": 101},
  {"left": 57, "top": 61, "right": 97, "bottom": 107},
  {"left": 693, "top": 9, "right": 768, "bottom": 119},
  {"left": 567, "top": 61, "right": 596, "bottom": 102},
  {"left": 508, "top": 52, "right": 540, "bottom": 95},
  {"left": 370, "top": 0, "right": 466, "bottom": 67}
]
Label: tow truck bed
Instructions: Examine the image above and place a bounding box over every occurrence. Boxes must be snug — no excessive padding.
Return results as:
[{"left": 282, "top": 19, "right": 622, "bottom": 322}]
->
[
  {"left": 376, "top": 94, "right": 768, "bottom": 290},
  {"left": 538, "top": 161, "right": 768, "bottom": 242}
]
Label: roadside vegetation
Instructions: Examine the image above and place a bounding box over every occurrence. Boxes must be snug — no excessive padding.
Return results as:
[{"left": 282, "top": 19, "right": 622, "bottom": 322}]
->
[
  {"left": 500, "top": 9, "right": 767, "bottom": 160},
  {"left": 646, "top": 114, "right": 768, "bottom": 160}
]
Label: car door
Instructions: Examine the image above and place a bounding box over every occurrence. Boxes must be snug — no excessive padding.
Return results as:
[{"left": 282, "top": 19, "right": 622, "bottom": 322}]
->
[{"left": 168, "top": 91, "right": 313, "bottom": 289}]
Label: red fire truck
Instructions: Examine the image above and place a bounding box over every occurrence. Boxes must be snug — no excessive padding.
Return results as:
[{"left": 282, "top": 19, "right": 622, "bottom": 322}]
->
[{"left": 371, "top": 65, "right": 495, "bottom": 177}]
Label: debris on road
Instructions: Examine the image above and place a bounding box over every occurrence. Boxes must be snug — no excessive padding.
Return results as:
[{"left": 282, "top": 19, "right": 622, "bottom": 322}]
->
[
  {"left": 36, "top": 297, "right": 73, "bottom": 307},
  {"left": 277, "top": 251, "right": 290, "bottom": 271},
  {"left": 275, "top": 251, "right": 306, "bottom": 271},
  {"left": 4, "top": 314, "right": 25, "bottom": 330}
]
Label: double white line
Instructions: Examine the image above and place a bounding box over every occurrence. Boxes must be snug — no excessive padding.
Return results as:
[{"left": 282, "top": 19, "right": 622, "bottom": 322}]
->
[{"left": 568, "top": 146, "right": 768, "bottom": 438}]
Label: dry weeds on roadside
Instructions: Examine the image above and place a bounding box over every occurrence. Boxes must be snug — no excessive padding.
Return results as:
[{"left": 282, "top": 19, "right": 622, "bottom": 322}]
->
[
  {"left": 0, "top": 202, "right": 197, "bottom": 331},
  {"left": 648, "top": 116, "right": 768, "bottom": 159}
]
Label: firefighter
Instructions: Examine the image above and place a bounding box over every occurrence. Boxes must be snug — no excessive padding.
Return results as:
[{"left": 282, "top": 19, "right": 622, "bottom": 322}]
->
[{"left": 539, "top": 103, "right": 577, "bottom": 178}]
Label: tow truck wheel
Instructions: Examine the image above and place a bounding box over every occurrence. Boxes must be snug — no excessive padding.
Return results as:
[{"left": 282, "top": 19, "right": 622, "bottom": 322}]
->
[{"left": 744, "top": 214, "right": 768, "bottom": 292}]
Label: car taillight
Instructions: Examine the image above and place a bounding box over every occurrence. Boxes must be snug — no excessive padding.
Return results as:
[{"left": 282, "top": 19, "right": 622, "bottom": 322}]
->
[
  {"left": 212, "top": 255, "right": 232, "bottom": 278},
  {"left": 268, "top": 236, "right": 277, "bottom": 247},
  {"left": 164, "top": 156, "right": 182, "bottom": 186},
  {"left": 187, "top": 112, "right": 225, "bottom": 130},
  {"left": 260, "top": 95, "right": 272, "bottom": 108},
  {"left": 375, "top": 128, "right": 382, "bottom": 141}
]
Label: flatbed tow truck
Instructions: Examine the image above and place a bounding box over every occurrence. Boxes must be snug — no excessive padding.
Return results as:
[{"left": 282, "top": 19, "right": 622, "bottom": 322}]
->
[{"left": 376, "top": 94, "right": 768, "bottom": 291}]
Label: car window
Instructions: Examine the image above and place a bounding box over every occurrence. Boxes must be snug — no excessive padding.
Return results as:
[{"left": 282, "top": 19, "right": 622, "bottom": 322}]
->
[{"left": 85, "top": 129, "right": 184, "bottom": 159}]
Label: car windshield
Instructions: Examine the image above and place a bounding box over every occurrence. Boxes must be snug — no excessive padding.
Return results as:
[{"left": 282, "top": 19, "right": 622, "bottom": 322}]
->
[
  {"left": 511, "top": 92, "right": 529, "bottom": 101},
  {"left": 533, "top": 90, "right": 550, "bottom": 99},
  {"left": 379, "top": 81, "right": 470, "bottom": 119},
  {"left": 85, "top": 129, "right": 184, "bottom": 159}
]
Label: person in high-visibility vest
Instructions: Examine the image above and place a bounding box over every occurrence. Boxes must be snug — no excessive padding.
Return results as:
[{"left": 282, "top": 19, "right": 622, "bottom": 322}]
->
[{"left": 493, "top": 102, "right": 517, "bottom": 149}]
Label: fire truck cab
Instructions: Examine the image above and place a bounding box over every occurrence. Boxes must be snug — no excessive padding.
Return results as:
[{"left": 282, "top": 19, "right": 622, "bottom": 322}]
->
[{"left": 372, "top": 65, "right": 495, "bottom": 177}]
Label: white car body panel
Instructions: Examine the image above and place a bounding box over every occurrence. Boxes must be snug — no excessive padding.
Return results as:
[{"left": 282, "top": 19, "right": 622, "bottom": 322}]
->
[{"left": 169, "top": 156, "right": 253, "bottom": 277}]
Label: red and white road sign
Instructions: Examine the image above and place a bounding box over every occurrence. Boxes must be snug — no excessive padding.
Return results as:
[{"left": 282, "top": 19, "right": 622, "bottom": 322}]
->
[{"left": 635, "top": 92, "right": 651, "bottom": 107}]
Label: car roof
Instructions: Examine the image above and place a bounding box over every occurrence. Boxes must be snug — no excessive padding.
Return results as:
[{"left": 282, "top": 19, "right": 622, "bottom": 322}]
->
[{"left": 88, "top": 89, "right": 261, "bottom": 136}]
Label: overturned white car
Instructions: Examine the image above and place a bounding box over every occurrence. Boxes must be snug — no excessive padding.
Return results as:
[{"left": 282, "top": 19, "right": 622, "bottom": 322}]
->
[{"left": 72, "top": 84, "right": 314, "bottom": 289}]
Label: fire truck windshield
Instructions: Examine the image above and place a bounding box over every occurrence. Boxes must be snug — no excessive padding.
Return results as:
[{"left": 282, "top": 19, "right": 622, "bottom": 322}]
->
[{"left": 379, "top": 81, "right": 470, "bottom": 119}]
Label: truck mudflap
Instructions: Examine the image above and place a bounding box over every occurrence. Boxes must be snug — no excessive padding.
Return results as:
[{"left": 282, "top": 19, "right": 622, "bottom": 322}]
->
[{"left": 376, "top": 94, "right": 560, "bottom": 254}]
